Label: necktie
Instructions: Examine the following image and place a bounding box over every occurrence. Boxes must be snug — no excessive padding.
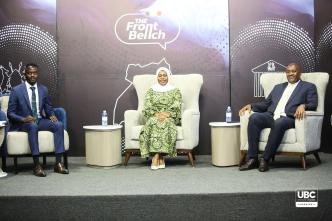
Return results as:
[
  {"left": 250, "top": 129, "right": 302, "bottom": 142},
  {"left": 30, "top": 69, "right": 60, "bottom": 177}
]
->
[{"left": 30, "top": 86, "right": 38, "bottom": 121}]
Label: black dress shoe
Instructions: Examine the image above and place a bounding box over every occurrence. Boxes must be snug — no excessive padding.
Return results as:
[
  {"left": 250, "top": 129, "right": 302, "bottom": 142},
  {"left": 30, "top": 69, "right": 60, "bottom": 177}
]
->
[
  {"left": 33, "top": 164, "right": 46, "bottom": 177},
  {"left": 239, "top": 158, "right": 259, "bottom": 171},
  {"left": 259, "top": 158, "right": 269, "bottom": 172},
  {"left": 54, "top": 163, "right": 69, "bottom": 174}
]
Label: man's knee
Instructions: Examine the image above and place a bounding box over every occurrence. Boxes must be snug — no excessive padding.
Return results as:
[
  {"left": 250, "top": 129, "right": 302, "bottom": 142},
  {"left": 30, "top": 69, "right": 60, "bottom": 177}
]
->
[
  {"left": 54, "top": 121, "right": 64, "bottom": 130},
  {"left": 249, "top": 113, "right": 260, "bottom": 124},
  {"left": 25, "top": 122, "right": 38, "bottom": 131}
]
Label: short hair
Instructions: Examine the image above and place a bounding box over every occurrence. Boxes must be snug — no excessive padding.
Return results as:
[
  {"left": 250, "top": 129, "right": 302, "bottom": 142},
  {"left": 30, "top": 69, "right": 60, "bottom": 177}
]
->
[
  {"left": 25, "top": 63, "right": 39, "bottom": 70},
  {"left": 287, "top": 63, "right": 302, "bottom": 73}
]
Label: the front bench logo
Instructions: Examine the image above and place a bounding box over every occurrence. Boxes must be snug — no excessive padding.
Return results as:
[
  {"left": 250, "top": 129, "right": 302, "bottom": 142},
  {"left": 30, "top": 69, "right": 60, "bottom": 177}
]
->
[{"left": 295, "top": 189, "right": 318, "bottom": 207}]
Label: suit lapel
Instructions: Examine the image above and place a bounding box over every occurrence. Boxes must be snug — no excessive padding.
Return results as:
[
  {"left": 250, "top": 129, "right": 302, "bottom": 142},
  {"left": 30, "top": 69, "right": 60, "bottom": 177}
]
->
[
  {"left": 275, "top": 82, "right": 288, "bottom": 102},
  {"left": 21, "top": 84, "right": 32, "bottom": 112},
  {"left": 287, "top": 81, "right": 303, "bottom": 105},
  {"left": 38, "top": 85, "right": 43, "bottom": 110}
]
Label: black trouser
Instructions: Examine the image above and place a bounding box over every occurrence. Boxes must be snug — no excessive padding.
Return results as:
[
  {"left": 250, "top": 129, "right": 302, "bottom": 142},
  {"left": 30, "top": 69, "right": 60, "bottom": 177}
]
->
[{"left": 247, "top": 112, "right": 295, "bottom": 161}]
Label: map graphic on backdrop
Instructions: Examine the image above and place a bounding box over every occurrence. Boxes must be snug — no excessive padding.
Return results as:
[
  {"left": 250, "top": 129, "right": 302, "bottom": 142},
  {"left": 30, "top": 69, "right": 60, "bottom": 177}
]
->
[{"left": 112, "top": 58, "right": 171, "bottom": 125}]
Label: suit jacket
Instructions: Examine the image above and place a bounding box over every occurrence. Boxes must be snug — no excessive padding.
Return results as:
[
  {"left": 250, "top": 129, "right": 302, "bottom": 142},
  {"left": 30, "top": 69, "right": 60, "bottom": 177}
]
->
[
  {"left": 7, "top": 82, "right": 54, "bottom": 131},
  {"left": 252, "top": 80, "right": 318, "bottom": 118}
]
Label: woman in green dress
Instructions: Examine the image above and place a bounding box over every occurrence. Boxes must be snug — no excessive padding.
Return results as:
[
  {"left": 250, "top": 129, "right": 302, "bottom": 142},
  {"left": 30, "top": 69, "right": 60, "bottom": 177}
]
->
[{"left": 139, "top": 67, "right": 182, "bottom": 170}]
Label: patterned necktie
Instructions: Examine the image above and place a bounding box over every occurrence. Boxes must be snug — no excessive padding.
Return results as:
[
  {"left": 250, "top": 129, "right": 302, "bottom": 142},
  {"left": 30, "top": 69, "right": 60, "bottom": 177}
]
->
[{"left": 30, "top": 86, "right": 38, "bottom": 121}]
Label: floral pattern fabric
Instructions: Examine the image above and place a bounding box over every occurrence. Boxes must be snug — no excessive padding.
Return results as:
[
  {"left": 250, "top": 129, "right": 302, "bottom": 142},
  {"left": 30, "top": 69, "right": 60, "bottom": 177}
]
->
[{"left": 139, "top": 88, "right": 182, "bottom": 158}]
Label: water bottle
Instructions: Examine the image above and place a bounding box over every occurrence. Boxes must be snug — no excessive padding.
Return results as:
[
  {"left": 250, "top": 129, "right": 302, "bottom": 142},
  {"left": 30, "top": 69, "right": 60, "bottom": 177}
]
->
[
  {"left": 226, "top": 106, "right": 232, "bottom": 123},
  {"left": 102, "top": 110, "right": 108, "bottom": 126}
]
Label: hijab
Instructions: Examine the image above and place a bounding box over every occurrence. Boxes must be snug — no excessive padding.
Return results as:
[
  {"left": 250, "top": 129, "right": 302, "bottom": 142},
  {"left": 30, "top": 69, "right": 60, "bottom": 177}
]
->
[{"left": 151, "top": 67, "right": 175, "bottom": 92}]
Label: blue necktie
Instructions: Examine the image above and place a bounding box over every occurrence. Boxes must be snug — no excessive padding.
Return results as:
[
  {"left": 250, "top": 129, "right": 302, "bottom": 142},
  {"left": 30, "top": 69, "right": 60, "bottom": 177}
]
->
[{"left": 30, "top": 86, "right": 38, "bottom": 122}]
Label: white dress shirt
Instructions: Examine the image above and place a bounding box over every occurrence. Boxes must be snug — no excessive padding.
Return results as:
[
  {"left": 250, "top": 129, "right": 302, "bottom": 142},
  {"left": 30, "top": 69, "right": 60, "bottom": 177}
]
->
[
  {"left": 25, "top": 81, "right": 41, "bottom": 119},
  {"left": 273, "top": 80, "right": 300, "bottom": 120}
]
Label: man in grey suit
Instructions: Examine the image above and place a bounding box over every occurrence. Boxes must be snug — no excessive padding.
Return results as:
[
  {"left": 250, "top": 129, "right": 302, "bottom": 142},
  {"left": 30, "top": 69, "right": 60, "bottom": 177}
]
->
[
  {"left": 239, "top": 63, "right": 318, "bottom": 172},
  {"left": 7, "top": 63, "right": 69, "bottom": 177}
]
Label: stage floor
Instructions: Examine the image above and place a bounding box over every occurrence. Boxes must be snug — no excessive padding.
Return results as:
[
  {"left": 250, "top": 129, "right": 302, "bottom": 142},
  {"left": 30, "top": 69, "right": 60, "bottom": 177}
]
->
[{"left": 1, "top": 153, "right": 332, "bottom": 196}]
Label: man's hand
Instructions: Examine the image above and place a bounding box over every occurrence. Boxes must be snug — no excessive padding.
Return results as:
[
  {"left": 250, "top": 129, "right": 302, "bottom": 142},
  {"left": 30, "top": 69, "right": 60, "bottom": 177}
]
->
[
  {"left": 239, "top": 104, "right": 252, "bottom": 116},
  {"left": 294, "top": 104, "right": 306, "bottom": 120},
  {"left": 22, "top": 115, "right": 35, "bottom": 123},
  {"left": 50, "top": 115, "right": 58, "bottom": 122}
]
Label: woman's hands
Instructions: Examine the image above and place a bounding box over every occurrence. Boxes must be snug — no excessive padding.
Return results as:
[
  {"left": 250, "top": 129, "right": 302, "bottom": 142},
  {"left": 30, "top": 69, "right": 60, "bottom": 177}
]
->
[{"left": 155, "top": 112, "right": 171, "bottom": 123}]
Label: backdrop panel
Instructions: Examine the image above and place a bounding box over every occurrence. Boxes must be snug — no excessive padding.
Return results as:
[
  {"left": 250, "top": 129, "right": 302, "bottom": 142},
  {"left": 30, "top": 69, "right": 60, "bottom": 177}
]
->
[
  {"left": 57, "top": 0, "right": 230, "bottom": 155},
  {"left": 0, "top": 0, "right": 58, "bottom": 100},
  {"left": 230, "top": 0, "right": 315, "bottom": 122}
]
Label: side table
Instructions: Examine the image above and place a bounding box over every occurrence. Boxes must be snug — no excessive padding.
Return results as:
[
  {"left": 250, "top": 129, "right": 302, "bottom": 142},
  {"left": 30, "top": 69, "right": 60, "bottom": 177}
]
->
[
  {"left": 83, "top": 125, "right": 122, "bottom": 167},
  {"left": 209, "top": 122, "right": 240, "bottom": 166}
]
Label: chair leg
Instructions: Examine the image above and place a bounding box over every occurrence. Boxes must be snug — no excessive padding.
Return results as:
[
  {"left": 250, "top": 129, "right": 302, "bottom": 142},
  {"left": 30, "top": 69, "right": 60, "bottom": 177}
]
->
[
  {"left": 14, "top": 156, "right": 18, "bottom": 174},
  {"left": 188, "top": 151, "right": 195, "bottom": 167},
  {"left": 300, "top": 155, "right": 306, "bottom": 170},
  {"left": 1, "top": 155, "right": 6, "bottom": 172},
  {"left": 43, "top": 155, "right": 47, "bottom": 167},
  {"left": 313, "top": 151, "right": 321, "bottom": 164},
  {"left": 124, "top": 151, "right": 131, "bottom": 166},
  {"left": 64, "top": 152, "right": 68, "bottom": 169},
  {"left": 239, "top": 150, "right": 247, "bottom": 166}
]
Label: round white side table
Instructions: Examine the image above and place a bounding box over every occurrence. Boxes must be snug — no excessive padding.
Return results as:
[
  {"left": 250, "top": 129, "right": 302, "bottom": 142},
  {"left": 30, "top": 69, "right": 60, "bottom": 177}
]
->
[
  {"left": 83, "top": 125, "right": 122, "bottom": 167},
  {"left": 209, "top": 122, "right": 240, "bottom": 166}
]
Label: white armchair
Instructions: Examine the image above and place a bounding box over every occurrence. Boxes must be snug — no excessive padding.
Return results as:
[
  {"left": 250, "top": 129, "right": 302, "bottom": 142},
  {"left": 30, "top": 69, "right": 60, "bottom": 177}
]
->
[
  {"left": 124, "top": 74, "right": 203, "bottom": 167},
  {"left": 0, "top": 95, "right": 70, "bottom": 173},
  {"left": 240, "top": 72, "right": 329, "bottom": 169}
]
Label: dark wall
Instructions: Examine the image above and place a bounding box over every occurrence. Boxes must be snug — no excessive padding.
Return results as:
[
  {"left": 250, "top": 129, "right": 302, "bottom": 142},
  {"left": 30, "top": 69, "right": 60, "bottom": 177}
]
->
[{"left": 315, "top": 0, "right": 332, "bottom": 152}]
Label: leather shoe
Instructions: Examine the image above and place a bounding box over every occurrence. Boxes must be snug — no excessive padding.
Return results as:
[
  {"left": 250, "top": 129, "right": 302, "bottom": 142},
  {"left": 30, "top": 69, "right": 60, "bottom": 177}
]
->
[
  {"left": 33, "top": 164, "right": 46, "bottom": 177},
  {"left": 54, "top": 163, "right": 69, "bottom": 174},
  {"left": 259, "top": 158, "right": 269, "bottom": 172},
  {"left": 239, "top": 158, "right": 259, "bottom": 171}
]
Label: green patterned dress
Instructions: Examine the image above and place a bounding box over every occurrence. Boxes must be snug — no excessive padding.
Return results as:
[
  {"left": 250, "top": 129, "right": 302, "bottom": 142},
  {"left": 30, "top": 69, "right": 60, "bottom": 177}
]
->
[{"left": 139, "top": 88, "right": 182, "bottom": 158}]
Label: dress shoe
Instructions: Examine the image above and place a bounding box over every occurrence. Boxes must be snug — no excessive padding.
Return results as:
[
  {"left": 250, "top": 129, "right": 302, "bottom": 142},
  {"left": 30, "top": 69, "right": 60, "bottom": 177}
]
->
[
  {"left": 239, "top": 158, "right": 259, "bottom": 171},
  {"left": 54, "top": 162, "right": 69, "bottom": 174},
  {"left": 33, "top": 164, "right": 46, "bottom": 177},
  {"left": 258, "top": 158, "right": 269, "bottom": 172}
]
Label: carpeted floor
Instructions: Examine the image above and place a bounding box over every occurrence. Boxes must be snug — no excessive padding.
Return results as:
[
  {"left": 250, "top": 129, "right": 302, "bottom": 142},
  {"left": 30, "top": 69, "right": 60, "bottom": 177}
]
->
[
  {"left": 1, "top": 154, "right": 332, "bottom": 221},
  {"left": 1, "top": 154, "right": 332, "bottom": 196}
]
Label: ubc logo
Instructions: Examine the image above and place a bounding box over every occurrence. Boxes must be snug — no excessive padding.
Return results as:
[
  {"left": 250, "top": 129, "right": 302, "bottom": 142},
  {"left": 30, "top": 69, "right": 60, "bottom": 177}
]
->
[{"left": 295, "top": 189, "right": 318, "bottom": 207}]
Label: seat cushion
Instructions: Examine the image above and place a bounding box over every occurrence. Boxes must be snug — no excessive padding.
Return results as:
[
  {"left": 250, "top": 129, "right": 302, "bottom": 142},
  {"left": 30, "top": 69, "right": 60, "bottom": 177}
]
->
[
  {"left": 7, "top": 130, "right": 69, "bottom": 155},
  {"left": 259, "top": 128, "right": 296, "bottom": 144},
  {"left": 131, "top": 125, "right": 184, "bottom": 140}
]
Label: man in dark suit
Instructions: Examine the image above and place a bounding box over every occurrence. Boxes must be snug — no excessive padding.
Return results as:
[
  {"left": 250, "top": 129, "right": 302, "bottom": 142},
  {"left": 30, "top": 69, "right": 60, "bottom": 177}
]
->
[
  {"left": 239, "top": 63, "right": 318, "bottom": 172},
  {"left": 7, "top": 63, "right": 69, "bottom": 177}
]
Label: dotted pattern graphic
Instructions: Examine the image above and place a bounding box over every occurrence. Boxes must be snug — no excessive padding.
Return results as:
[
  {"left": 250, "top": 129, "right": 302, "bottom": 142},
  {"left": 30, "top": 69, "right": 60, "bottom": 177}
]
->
[
  {"left": 231, "top": 19, "right": 315, "bottom": 72},
  {"left": 0, "top": 23, "right": 57, "bottom": 96},
  {"left": 316, "top": 22, "right": 332, "bottom": 68}
]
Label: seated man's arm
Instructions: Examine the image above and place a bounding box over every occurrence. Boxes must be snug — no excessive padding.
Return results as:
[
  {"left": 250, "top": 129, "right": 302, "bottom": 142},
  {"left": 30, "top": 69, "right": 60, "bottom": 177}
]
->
[
  {"left": 304, "top": 83, "right": 318, "bottom": 111},
  {"left": 7, "top": 89, "right": 25, "bottom": 123}
]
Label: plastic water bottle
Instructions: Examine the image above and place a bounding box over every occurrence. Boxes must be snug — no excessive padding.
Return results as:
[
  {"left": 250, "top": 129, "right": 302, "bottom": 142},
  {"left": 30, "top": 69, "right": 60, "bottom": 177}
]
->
[
  {"left": 226, "top": 106, "right": 232, "bottom": 123},
  {"left": 102, "top": 110, "right": 108, "bottom": 126}
]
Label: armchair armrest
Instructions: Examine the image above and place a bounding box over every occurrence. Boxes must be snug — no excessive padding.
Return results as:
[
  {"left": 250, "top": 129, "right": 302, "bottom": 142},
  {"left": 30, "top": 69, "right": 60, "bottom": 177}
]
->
[
  {"left": 54, "top": 108, "right": 67, "bottom": 130},
  {"left": 124, "top": 110, "right": 142, "bottom": 149},
  {"left": 240, "top": 111, "right": 254, "bottom": 150},
  {"left": 295, "top": 111, "right": 324, "bottom": 152},
  {"left": 181, "top": 109, "right": 200, "bottom": 148}
]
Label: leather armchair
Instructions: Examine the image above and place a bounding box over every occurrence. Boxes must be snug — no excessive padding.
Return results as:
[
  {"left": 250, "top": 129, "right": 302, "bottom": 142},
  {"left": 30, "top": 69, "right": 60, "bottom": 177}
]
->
[
  {"left": 124, "top": 74, "right": 203, "bottom": 166},
  {"left": 240, "top": 72, "right": 329, "bottom": 169}
]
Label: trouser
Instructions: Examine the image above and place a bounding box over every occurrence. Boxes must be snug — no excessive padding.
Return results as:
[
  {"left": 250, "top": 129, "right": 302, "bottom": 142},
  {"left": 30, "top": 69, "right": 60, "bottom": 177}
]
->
[
  {"left": 247, "top": 112, "right": 295, "bottom": 161},
  {"left": 21, "top": 119, "right": 65, "bottom": 156}
]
